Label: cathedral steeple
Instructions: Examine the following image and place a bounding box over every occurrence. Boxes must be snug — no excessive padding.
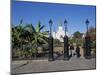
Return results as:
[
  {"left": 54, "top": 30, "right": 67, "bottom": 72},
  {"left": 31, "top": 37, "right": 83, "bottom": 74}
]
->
[
  {"left": 58, "top": 20, "right": 63, "bottom": 30},
  {"left": 52, "top": 20, "right": 68, "bottom": 42},
  {"left": 58, "top": 20, "right": 62, "bottom": 26}
]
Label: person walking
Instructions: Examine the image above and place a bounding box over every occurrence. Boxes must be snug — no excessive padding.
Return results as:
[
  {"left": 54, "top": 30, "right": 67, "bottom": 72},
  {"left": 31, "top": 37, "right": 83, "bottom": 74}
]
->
[{"left": 76, "top": 46, "right": 81, "bottom": 58}]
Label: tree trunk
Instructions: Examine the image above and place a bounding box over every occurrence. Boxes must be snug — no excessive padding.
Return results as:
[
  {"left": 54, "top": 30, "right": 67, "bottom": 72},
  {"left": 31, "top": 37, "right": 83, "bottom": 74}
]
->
[{"left": 34, "top": 44, "right": 37, "bottom": 59}]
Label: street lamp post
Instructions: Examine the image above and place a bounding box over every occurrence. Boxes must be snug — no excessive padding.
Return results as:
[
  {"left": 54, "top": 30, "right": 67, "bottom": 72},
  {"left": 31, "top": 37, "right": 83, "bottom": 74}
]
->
[
  {"left": 48, "top": 19, "right": 54, "bottom": 61},
  {"left": 63, "top": 19, "right": 69, "bottom": 60},
  {"left": 84, "top": 19, "right": 91, "bottom": 59}
]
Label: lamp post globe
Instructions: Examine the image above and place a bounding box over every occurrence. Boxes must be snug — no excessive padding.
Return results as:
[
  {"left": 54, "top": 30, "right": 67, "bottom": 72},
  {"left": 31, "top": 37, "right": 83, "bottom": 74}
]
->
[
  {"left": 64, "top": 19, "right": 68, "bottom": 25},
  {"left": 85, "top": 19, "right": 89, "bottom": 25},
  {"left": 49, "top": 19, "right": 53, "bottom": 25}
]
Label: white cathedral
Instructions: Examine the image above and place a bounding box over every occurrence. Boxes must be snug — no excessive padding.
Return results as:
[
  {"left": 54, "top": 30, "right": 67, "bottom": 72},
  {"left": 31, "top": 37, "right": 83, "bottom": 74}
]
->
[{"left": 52, "top": 22, "right": 68, "bottom": 42}]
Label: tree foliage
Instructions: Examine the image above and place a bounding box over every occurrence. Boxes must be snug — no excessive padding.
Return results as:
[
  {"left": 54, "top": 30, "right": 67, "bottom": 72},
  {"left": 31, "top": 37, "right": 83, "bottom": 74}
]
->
[
  {"left": 12, "top": 20, "right": 49, "bottom": 59},
  {"left": 69, "top": 31, "right": 83, "bottom": 46}
]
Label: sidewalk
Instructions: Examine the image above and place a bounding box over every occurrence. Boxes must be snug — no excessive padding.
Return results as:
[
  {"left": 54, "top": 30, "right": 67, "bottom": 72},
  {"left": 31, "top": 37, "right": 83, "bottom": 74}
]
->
[{"left": 11, "top": 56, "right": 96, "bottom": 74}]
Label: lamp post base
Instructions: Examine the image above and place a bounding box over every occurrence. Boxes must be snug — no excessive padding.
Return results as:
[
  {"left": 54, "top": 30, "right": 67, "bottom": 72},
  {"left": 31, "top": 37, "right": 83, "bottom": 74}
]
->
[
  {"left": 48, "top": 58, "right": 54, "bottom": 61},
  {"left": 63, "top": 35, "right": 69, "bottom": 61},
  {"left": 84, "top": 35, "right": 92, "bottom": 59},
  {"left": 63, "top": 57, "right": 69, "bottom": 61},
  {"left": 48, "top": 36, "right": 54, "bottom": 61},
  {"left": 84, "top": 55, "right": 92, "bottom": 59}
]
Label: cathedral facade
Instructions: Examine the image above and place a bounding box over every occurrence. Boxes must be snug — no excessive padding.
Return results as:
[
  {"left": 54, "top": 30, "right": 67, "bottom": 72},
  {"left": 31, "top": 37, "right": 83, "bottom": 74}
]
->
[{"left": 52, "top": 23, "right": 68, "bottom": 42}]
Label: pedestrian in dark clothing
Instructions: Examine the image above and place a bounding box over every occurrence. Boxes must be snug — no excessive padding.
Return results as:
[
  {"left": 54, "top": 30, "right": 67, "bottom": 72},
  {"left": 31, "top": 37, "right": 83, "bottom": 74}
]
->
[{"left": 76, "top": 46, "right": 81, "bottom": 58}]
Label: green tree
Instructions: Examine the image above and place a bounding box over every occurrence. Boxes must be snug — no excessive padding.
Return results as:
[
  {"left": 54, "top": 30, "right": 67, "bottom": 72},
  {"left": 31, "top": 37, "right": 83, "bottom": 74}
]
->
[
  {"left": 12, "top": 20, "right": 49, "bottom": 59},
  {"left": 88, "top": 26, "right": 96, "bottom": 54},
  {"left": 25, "top": 21, "right": 48, "bottom": 58},
  {"left": 12, "top": 19, "right": 26, "bottom": 58},
  {"left": 54, "top": 39, "right": 61, "bottom": 47},
  {"left": 73, "top": 31, "right": 82, "bottom": 39},
  {"left": 72, "top": 31, "right": 83, "bottom": 46}
]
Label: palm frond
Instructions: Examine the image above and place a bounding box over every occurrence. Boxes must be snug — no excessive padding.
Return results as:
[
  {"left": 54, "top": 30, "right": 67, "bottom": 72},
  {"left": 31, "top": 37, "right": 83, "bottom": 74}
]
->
[
  {"left": 25, "top": 24, "right": 36, "bottom": 33},
  {"left": 38, "top": 37, "right": 48, "bottom": 44},
  {"left": 40, "top": 25, "right": 45, "bottom": 31}
]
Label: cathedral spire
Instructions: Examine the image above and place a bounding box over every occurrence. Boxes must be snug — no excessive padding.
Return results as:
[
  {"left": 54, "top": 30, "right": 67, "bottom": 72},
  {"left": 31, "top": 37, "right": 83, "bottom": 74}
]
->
[
  {"left": 58, "top": 20, "right": 62, "bottom": 26},
  {"left": 58, "top": 20, "right": 63, "bottom": 30}
]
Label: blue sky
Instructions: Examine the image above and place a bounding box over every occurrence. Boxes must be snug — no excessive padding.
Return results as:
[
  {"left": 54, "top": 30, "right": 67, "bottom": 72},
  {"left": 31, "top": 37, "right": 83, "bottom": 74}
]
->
[{"left": 11, "top": 1, "right": 96, "bottom": 36}]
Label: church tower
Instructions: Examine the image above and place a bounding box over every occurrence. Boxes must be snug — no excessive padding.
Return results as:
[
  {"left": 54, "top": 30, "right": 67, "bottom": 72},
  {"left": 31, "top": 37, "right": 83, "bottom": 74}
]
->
[
  {"left": 52, "top": 20, "right": 68, "bottom": 42},
  {"left": 58, "top": 20, "right": 63, "bottom": 31},
  {"left": 56, "top": 20, "right": 65, "bottom": 42}
]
